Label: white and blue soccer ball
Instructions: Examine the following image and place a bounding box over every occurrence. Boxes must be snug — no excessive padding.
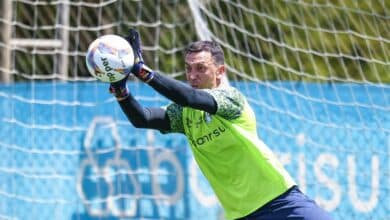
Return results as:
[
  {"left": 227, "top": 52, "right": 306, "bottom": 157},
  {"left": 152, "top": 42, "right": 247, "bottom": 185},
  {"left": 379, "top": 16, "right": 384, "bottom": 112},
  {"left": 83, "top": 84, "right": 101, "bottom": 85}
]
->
[{"left": 86, "top": 34, "right": 135, "bottom": 83}]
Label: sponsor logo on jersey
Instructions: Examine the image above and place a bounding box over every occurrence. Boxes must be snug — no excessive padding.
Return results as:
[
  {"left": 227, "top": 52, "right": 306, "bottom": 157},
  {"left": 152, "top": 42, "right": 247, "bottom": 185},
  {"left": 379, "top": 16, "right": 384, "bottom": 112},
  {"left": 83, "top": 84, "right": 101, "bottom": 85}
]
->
[{"left": 190, "top": 126, "right": 226, "bottom": 147}]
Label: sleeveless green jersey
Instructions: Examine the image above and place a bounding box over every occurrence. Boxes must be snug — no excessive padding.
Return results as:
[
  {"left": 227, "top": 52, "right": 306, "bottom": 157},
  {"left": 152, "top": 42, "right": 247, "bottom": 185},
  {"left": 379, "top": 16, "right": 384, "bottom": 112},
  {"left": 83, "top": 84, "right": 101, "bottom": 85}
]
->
[{"left": 165, "top": 86, "right": 296, "bottom": 219}]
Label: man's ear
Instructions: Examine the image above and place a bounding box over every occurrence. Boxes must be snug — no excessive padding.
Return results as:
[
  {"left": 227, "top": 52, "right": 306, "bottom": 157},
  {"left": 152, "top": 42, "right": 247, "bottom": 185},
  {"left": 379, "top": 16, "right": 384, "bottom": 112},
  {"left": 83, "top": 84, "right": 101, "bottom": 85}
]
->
[{"left": 216, "top": 64, "right": 225, "bottom": 79}]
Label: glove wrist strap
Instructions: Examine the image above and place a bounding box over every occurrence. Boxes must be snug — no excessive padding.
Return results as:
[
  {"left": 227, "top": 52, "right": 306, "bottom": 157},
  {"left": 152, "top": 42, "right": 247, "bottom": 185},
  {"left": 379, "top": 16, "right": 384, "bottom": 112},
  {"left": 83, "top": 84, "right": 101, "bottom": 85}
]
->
[
  {"left": 109, "top": 85, "right": 129, "bottom": 101},
  {"left": 134, "top": 62, "right": 155, "bottom": 83}
]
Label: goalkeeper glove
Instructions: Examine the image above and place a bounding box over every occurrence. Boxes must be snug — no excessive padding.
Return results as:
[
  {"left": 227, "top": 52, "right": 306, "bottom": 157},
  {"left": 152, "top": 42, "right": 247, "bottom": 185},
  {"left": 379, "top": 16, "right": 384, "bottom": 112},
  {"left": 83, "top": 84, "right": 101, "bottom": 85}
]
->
[
  {"left": 109, "top": 29, "right": 155, "bottom": 101},
  {"left": 125, "top": 29, "right": 155, "bottom": 83},
  {"left": 109, "top": 75, "right": 129, "bottom": 101}
]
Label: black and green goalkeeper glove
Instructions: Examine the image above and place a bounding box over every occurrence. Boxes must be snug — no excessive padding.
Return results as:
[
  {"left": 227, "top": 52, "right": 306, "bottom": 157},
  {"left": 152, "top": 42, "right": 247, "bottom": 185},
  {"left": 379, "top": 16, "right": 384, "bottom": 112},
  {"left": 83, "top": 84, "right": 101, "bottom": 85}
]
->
[
  {"left": 109, "top": 29, "right": 154, "bottom": 101},
  {"left": 126, "top": 29, "right": 154, "bottom": 83}
]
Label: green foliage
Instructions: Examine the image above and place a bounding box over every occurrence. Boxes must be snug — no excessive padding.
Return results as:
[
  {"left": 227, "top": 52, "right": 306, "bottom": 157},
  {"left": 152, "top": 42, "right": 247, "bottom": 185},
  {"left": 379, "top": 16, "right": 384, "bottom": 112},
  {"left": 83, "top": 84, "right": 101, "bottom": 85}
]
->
[
  {"left": 2, "top": 0, "right": 389, "bottom": 83},
  {"left": 208, "top": 0, "right": 389, "bottom": 83}
]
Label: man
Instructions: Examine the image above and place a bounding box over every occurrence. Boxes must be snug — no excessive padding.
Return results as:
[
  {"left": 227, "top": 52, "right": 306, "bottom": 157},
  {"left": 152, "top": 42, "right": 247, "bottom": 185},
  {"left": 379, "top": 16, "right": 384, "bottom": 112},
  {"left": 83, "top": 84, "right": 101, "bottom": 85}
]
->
[{"left": 109, "top": 29, "right": 332, "bottom": 220}]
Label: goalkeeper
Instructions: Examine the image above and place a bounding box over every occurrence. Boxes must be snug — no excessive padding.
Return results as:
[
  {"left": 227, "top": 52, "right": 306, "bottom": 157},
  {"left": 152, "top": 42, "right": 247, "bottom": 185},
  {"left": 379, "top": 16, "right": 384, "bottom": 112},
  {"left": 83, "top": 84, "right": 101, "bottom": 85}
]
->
[{"left": 109, "top": 29, "right": 332, "bottom": 220}]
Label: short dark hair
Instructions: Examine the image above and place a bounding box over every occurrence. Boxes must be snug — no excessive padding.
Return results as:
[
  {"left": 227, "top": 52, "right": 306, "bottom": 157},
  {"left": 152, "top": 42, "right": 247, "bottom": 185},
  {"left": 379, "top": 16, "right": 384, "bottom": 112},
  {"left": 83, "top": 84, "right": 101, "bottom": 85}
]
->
[{"left": 185, "top": 41, "right": 224, "bottom": 65}]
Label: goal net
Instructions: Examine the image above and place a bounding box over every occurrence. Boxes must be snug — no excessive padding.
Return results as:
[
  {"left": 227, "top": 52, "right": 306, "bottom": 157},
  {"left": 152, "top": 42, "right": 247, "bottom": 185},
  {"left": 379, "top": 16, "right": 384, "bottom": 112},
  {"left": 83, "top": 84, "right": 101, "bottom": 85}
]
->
[{"left": 0, "top": 0, "right": 388, "bottom": 219}]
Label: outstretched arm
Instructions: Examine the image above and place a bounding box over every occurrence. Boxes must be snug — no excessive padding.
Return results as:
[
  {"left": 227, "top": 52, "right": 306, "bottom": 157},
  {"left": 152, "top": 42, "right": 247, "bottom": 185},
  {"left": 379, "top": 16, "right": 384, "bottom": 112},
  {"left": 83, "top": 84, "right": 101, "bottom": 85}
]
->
[
  {"left": 112, "top": 71, "right": 217, "bottom": 130},
  {"left": 116, "top": 92, "right": 170, "bottom": 131},
  {"left": 111, "top": 72, "right": 216, "bottom": 131},
  {"left": 147, "top": 72, "right": 217, "bottom": 114}
]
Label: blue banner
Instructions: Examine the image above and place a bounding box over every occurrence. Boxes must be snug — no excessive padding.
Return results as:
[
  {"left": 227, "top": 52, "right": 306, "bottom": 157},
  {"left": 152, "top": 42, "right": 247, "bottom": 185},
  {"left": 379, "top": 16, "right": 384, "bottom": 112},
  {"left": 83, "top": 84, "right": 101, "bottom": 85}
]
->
[{"left": 0, "top": 82, "right": 388, "bottom": 220}]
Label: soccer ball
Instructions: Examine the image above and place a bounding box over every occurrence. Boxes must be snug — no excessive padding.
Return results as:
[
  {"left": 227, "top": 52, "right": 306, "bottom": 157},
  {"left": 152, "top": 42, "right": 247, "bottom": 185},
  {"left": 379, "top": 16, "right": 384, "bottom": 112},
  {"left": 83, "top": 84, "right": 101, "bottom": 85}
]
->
[{"left": 85, "top": 34, "right": 135, "bottom": 82}]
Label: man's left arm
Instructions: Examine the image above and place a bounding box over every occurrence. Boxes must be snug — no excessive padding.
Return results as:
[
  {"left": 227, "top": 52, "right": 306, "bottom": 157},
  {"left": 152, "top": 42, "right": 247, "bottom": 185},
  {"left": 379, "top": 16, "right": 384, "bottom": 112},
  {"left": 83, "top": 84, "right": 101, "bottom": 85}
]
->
[{"left": 147, "top": 72, "right": 217, "bottom": 114}]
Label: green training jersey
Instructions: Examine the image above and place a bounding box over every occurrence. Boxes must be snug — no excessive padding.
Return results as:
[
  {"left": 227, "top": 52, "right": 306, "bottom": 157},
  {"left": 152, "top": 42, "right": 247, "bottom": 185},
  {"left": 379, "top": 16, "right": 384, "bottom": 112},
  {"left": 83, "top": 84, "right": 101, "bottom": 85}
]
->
[{"left": 165, "top": 85, "right": 296, "bottom": 219}]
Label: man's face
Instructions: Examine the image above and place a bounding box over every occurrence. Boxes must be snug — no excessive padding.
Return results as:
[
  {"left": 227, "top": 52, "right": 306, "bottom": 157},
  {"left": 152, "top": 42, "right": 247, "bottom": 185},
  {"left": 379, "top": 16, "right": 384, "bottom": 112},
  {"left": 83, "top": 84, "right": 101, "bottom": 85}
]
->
[{"left": 185, "top": 51, "right": 224, "bottom": 89}]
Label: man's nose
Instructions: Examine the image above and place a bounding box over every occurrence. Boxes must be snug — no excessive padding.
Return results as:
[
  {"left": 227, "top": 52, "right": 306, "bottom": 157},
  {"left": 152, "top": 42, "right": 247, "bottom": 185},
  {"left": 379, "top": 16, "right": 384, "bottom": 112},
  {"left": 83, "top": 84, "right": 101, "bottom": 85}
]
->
[{"left": 188, "top": 71, "right": 197, "bottom": 79}]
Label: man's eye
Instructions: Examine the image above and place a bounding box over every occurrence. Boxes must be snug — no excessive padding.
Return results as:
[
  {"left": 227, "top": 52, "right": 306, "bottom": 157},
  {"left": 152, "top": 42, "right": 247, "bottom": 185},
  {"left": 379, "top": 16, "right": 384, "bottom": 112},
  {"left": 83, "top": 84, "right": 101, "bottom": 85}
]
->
[{"left": 197, "top": 66, "right": 206, "bottom": 72}]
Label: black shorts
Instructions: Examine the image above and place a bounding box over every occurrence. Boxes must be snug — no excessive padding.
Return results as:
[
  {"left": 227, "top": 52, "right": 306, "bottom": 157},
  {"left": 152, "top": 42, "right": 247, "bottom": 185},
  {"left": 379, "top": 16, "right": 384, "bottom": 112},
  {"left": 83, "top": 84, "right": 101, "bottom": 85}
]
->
[{"left": 237, "top": 186, "right": 333, "bottom": 220}]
